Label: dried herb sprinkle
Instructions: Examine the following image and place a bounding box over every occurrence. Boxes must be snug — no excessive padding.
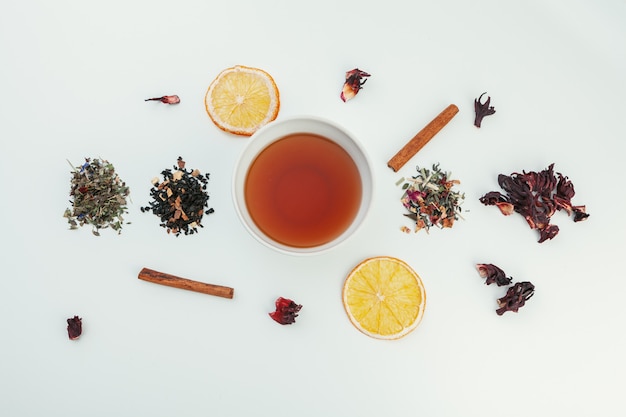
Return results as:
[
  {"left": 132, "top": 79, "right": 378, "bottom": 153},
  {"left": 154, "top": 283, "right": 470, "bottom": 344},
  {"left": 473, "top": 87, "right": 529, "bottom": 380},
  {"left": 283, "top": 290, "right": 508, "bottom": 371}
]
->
[
  {"left": 142, "top": 157, "right": 214, "bottom": 236},
  {"left": 400, "top": 163, "right": 465, "bottom": 233},
  {"left": 64, "top": 158, "right": 130, "bottom": 236}
]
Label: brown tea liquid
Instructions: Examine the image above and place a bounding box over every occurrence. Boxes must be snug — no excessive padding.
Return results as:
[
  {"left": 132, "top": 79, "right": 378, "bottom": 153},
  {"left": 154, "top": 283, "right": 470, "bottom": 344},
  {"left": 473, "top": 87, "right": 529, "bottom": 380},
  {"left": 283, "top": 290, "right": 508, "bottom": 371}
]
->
[{"left": 245, "top": 133, "right": 362, "bottom": 248}]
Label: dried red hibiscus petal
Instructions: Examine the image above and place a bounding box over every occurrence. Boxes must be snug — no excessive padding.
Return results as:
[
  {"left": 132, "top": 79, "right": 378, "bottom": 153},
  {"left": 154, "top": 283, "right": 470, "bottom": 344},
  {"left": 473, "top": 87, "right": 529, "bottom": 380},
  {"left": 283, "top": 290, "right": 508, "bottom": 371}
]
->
[
  {"left": 479, "top": 163, "right": 589, "bottom": 243},
  {"left": 67, "top": 316, "right": 82, "bottom": 340},
  {"left": 145, "top": 95, "right": 180, "bottom": 104},
  {"left": 474, "top": 92, "right": 496, "bottom": 127},
  {"left": 476, "top": 263, "right": 512, "bottom": 287},
  {"left": 496, "top": 282, "right": 535, "bottom": 315},
  {"left": 340, "top": 68, "right": 370, "bottom": 102},
  {"left": 269, "top": 297, "right": 302, "bottom": 325}
]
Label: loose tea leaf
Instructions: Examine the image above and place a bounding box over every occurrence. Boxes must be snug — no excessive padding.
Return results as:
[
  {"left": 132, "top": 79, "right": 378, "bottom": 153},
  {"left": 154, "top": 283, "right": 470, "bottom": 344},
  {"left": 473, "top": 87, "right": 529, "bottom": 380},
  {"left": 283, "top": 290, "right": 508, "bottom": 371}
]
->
[
  {"left": 340, "top": 68, "right": 370, "bottom": 102},
  {"left": 474, "top": 92, "right": 495, "bottom": 127},
  {"left": 479, "top": 163, "right": 589, "bottom": 243},
  {"left": 400, "top": 163, "right": 465, "bottom": 233},
  {"left": 67, "top": 316, "right": 82, "bottom": 340},
  {"left": 269, "top": 297, "right": 302, "bottom": 325},
  {"left": 64, "top": 158, "right": 130, "bottom": 235},
  {"left": 142, "top": 157, "right": 214, "bottom": 236}
]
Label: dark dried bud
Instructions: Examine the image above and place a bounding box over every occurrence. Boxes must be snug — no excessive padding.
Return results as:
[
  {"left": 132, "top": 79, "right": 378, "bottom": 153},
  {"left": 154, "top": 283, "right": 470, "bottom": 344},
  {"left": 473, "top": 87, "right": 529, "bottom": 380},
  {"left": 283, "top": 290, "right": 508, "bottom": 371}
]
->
[
  {"left": 67, "top": 316, "right": 82, "bottom": 340},
  {"left": 538, "top": 224, "right": 559, "bottom": 243},
  {"left": 476, "top": 263, "right": 512, "bottom": 286},
  {"left": 474, "top": 92, "right": 496, "bottom": 127},
  {"left": 496, "top": 282, "right": 535, "bottom": 315},
  {"left": 145, "top": 95, "right": 180, "bottom": 104},
  {"left": 340, "top": 68, "right": 370, "bottom": 102},
  {"left": 269, "top": 297, "right": 302, "bottom": 325}
]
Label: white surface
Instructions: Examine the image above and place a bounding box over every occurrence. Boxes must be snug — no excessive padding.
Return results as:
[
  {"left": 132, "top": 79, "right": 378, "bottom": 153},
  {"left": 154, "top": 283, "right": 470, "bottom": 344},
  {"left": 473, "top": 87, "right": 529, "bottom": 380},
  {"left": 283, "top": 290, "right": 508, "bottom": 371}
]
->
[{"left": 1, "top": 1, "right": 625, "bottom": 416}]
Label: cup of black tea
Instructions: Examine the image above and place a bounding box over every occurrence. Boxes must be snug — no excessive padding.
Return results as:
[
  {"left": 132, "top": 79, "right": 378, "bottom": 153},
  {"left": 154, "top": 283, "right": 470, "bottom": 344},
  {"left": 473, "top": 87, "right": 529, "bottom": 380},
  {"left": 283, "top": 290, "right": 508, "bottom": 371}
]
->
[{"left": 233, "top": 116, "right": 373, "bottom": 255}]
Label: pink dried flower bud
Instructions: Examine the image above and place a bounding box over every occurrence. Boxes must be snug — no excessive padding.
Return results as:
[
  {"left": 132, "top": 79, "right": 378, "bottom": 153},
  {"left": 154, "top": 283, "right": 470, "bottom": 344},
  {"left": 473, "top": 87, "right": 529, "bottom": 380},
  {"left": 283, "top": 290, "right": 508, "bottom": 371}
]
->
[
  {"left": 145, "top": 95, "right": 180, "bottom": 104},
  {"left": 340, "top": 68, "right": 370, "bottom": 102}
]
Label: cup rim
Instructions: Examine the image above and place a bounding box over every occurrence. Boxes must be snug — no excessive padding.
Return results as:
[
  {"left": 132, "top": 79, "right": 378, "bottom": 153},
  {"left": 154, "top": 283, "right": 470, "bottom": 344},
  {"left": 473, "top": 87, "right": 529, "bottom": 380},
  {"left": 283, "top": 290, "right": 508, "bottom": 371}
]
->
[{"left": 231, "top": 115, "right": 374, "bottom": 256}]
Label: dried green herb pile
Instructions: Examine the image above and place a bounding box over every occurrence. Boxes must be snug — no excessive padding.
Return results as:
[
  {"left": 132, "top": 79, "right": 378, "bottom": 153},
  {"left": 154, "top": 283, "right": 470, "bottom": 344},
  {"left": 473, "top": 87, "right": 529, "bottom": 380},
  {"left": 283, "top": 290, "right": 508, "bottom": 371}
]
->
[
  {"left": 64, "top": 158, "right": 130, "bottom": 236},
  {"left": 141, "top": 157, "right": 214, "bottom": 236},
  {"left": 400, "top": 163, "right": 465, "bottom": 233}
]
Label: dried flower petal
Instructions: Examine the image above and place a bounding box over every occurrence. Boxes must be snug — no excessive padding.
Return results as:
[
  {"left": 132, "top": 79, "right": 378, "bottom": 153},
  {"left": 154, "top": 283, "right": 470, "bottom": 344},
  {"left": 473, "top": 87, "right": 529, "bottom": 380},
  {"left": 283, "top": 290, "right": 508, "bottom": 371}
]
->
[
  {"left": 145, "top": 95, "right": 180, "bottom": 104},
  {"left": 496, "top": 282, "right": 535, "bottom": 315},
  {"left": 340, "top": 68, "right": 370, "bottom": 102},
  {"left": 269, "top": 297, "right": 302, "bottom": 325},
  {"left": 480, "top": 164, "right": 589, "bottom": 243},
  {"left": 474, "top": 92, "right": 496, "bottom": 127},
  {"left": 67, "top": 316, "right": 82, "bottom": 340},
  {"left": 476, "top": 263, "right": 512, "bottom": 286}
]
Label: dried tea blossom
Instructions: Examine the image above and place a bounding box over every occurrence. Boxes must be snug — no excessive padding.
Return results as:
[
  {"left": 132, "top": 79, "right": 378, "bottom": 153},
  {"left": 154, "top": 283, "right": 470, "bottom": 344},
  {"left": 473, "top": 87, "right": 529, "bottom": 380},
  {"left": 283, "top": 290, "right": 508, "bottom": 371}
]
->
[
  {"left": 64, "top": 158, "right": 130, "bottom": 236},
  {"left": 476, "top": 263, "right": 512, "bottom": 287},
  {"left": 145, "top": 95, "right": 180, "bottom": 104},
  {"left": 67, "top": 316, "right": 82, "bottom": 340},
  {"left": 142, "top": 157, "right": 214, "bottom": 236},
  {"left": 340, "top": 68, "right": 370, "bottom": 102},
  {"left": 400, "top": 163, "right": 465, "bottom": 233},
  {"left": 474, "top": 92, "right": 495, "bottom": 127},
  {"left": 479, "top": 163, "right": 589, "bottom": 243},
  {"left": 496, "top": 281, "right": 535, "bottom": 316},
  {"left": 269, "top": 297, "right": 302, "bottom": 325}
]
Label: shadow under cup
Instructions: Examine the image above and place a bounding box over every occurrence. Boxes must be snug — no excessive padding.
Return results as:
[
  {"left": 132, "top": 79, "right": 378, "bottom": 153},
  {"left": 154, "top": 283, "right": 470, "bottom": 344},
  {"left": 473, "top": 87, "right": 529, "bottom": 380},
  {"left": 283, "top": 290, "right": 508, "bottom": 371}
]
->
[{"left": 232, "top": 116, "right": 373, "bottom": 255}]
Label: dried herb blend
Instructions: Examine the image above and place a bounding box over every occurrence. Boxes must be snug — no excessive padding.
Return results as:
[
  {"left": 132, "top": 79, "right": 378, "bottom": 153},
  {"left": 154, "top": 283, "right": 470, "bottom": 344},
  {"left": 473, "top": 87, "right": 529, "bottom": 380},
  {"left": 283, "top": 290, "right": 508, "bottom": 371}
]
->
[
  {"left": 400, "top": 163, "right": 465, "bottom": 233},
  {"left": 64, "top": 158, "right": 130, "bottom": 236},
  {"left": 340, "top": 68, "right": 370, "bottom": 102},
  {"left": 142, "top": 157, "right": 214, "bottom": 236},
  {"left": 479, "top": 163, "right": 589, "bottom": 243},
  {"left": 474, "top": 92, "right": 495, "bottom": 128},
  {"left": 67, "top": 316, "right": 82, "bottom": 340},
  {"left": 269, "top": 297, "right": 302, "bottom": 325}
]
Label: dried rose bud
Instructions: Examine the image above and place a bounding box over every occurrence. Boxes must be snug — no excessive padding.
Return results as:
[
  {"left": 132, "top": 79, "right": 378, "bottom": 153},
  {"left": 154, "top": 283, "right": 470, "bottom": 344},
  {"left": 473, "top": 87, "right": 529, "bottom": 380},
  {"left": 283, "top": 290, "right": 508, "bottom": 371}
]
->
[
  {"left": 145, "top": 95, "right": 180, "bottom": 104},
  {"left": 67, "top": 316, "right": 82, "bottom": 340},
  {"left": 496, "top": 282, "right": 535, "bottom": 315},
  {"left": 269, "top": 297, "right": 302, "bottom": 325},
  {"left": 474, "top": 92, "right": 495, "bottom": 127},
  {"left": 476, "top": 263, "right": 512, "bottom": 286},
  {"left": 340, "top": 68, "right": 370, "bottom": 102}
]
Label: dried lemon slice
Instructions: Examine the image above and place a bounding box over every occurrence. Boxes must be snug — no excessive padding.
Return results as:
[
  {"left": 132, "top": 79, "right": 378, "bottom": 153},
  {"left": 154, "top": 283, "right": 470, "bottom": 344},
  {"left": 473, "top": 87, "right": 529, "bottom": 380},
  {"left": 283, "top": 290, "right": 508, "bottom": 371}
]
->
[
  {"left": 204, "top": 65, "right": 280, "bottom": 136},
  {"left": 342, "top": 256, "right": 426, "bottom": 340}
]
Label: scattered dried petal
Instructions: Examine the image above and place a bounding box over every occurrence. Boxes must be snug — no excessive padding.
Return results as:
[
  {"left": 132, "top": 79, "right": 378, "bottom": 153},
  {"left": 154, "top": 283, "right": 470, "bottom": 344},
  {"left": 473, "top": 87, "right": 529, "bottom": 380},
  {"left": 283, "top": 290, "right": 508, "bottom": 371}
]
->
[
  {"left": 476, "top": 263, "right": 512, "bottom": 286},
  {"left": 480, "top": 164, "right": 589, "bottom": 243},
  {"left": 145, "top": 95, "right": 180, "bottom": 104},
  {"left": 67, "top": 316, "right": 82, "bottom": 340},
  {"left": 269, "top": 297, "right": 302, "bottom": 325},
  {"left": 474, "top": 92, "right": 496, "bottom": 128},
  {"left": 340, "top": 68, "right": 370, "bottom": 102},
  {"left": 496, "top": 282, "right": 535, "bottom": 315}
]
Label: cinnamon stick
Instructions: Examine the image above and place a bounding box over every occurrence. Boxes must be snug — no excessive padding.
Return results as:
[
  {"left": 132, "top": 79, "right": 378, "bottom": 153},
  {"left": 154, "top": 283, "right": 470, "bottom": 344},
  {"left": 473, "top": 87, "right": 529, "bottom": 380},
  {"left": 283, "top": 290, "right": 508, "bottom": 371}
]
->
[
  {"left": 138, "top": 267, "right": 234, "bottom": 299},
  {"left": 387, "top": 104, "right": 459, "bottom": 172}
]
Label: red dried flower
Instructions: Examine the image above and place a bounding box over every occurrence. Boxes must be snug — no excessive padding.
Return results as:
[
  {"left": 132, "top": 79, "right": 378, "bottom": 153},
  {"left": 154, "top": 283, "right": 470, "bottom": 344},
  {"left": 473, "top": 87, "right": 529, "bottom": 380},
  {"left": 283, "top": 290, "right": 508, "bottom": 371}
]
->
[
  {"left": 476, "top": 263, "right": 512, "bottom": 287},
  {"left": 474, "top": 92, "right": 496, "bottom": 127},
  {"left": 340, "top": 68, "right": 370, "bottom": 102},
  {"left": 269, "top": 297, "right": 302, "bottom": 325},
  {"left": 496, "top": 282, "right": 535, "bottom": 315},
  {"left": 145, "top": 95, "right": 180, "bottom": 104},
  {"left": 480, "top": 164, "right": 589, "bottom": 243},
  {"left": 67, "top": 316, "right": 82, "bottom": 340}
]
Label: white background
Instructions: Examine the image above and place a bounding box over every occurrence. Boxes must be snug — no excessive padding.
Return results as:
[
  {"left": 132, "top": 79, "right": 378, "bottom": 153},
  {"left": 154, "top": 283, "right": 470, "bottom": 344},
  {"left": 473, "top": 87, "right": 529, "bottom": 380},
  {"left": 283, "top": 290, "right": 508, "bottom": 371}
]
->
[{"left": 1, "top": 1, "right": 625, "bottom": 416}]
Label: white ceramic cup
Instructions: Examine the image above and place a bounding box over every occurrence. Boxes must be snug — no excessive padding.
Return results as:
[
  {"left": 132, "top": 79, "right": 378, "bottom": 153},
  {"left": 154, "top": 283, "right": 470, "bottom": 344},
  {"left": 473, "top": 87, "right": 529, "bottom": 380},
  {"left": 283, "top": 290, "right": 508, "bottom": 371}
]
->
[{"left": 232, "top": 115, "right": 373, "bottom": 255}]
